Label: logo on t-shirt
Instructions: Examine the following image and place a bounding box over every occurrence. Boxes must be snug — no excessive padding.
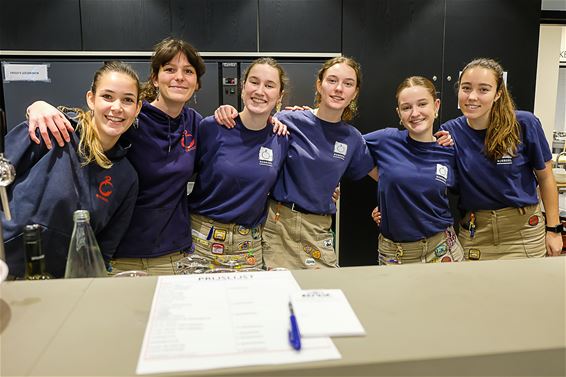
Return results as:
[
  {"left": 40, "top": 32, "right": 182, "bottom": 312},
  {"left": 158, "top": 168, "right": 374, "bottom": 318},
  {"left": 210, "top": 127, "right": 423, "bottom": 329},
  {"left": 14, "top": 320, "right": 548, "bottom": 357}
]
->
[
  {"left": 496, "top": 154, "right": 513, "bottom": 165},
  {"left": 96, "top": 175, "right": 113, "bottom": 202},
  {"left": 181, "top": 130, "right": 196, "bottom": 152},
  {"left": 333, "top": 142, "right": 348, "bottom": 160},
  {"left": 435, "top": 164, "right": 448, "bottom": 184},
  {"left": 259, "top": 147, "right": 274, "bottom": 167}
]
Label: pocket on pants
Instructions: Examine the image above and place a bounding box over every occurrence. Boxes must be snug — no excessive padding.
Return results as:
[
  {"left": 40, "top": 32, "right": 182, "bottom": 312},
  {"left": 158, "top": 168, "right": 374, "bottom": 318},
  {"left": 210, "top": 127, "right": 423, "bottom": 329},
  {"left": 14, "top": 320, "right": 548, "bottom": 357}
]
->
[
  {"left": 304, "top": 232, "right": 336, "bottom": 267},
  {"left": 519, "top": 220, "right": 545, "bottom": 258}
]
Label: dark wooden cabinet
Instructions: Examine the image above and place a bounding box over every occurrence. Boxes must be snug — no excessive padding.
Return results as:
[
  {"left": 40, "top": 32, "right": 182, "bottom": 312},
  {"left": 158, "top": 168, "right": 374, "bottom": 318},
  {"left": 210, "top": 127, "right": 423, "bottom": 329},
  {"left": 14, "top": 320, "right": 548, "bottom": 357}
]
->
[
  {"left": 259, "top": 0, "right": 342, "bottom": 52},
  {"left": 339, "top": 0, "right": 542, "bottom": 267},
  {"left": 81, "top": 0, "right": 171, "bottom": 51},
  {"left": 171, "top": 0, "right": 258, "bottom": 52},
  {"left": 440, "top": 0, "right": 541, "bottom": 120},
  {"left": 340, "top": 0, "right": 445, "bottom": 266},
  {"left": 343, "top": 0, "right": 444, "bottom": 133},
  {"left": 0, "top": 0, "right": 81, "bottom": 50},
  {"left": 0, "top": 0, "right": 342, "bottom": 54}
]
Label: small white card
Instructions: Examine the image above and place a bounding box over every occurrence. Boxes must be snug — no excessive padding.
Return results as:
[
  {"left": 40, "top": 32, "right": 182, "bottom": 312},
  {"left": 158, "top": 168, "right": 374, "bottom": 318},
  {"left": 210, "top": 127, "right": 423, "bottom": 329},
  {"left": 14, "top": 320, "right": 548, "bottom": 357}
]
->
[
  {"left": 3, "top": 63, "right": 50, "bottom": 82},
  {"left": 291, "top": 289, "right": 366, "bottom": 337}
]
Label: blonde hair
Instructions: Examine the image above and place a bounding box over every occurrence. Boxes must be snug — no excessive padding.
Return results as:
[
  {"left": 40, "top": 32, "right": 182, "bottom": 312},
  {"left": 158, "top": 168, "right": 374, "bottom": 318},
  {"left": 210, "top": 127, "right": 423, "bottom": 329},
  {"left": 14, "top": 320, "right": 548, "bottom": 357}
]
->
[
  {"left": 314, "top": 56, "right": 362, "bottom": 122},
  {"left": 140, "top": 37, "right": 206, "bottom": 102},
  {"left": 459, "top": 58, "right": 520, "bottom": 160},
  {"left": 63, "top": 61, "right": 140, "bottom": 169}
]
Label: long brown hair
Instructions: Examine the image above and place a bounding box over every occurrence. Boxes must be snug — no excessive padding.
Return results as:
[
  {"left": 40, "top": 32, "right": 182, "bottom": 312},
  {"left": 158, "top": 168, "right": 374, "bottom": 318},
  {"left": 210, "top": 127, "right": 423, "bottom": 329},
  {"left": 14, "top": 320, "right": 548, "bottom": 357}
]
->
[
  {"left": 459, "top": 58, "right": 520, "bottom": 160},
  {"left": 140, "top": 37, "right": 206, "bottom": 102},
  {"left": 65, "top": 61, "right": 140, "bottom": 169},
  {"left": 314, "top": 56, "right": 362, "bottom": 122}
]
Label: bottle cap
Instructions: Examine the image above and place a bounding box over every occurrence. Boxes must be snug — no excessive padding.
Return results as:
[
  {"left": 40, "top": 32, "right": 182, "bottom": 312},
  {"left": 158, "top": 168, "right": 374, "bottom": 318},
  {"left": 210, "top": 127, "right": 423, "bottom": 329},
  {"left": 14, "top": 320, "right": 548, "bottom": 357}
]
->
[
  {"left": 73, "top": 210, "right": 90, "bottom": 222},
  {"left": 23, "top": 224, "right": 41, "bottom": 243}
]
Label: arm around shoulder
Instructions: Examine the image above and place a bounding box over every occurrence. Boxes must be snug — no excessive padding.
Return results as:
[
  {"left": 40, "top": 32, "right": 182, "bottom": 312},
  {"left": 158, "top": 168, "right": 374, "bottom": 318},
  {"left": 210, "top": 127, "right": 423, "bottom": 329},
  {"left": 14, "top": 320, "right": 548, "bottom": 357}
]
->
[{"left": 26, "top": 101, "right": 74, "bottom": 149}]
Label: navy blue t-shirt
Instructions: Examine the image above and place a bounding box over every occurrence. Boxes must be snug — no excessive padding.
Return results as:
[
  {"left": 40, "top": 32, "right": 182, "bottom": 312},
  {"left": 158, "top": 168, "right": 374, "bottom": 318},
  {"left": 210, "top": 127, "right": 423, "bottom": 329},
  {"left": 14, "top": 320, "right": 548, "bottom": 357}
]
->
[
  {"left": 364, "top": 128, "right": 456, "bottom": 241},
  {"left": 440, "top": 111, "right": 551, "bottom": 211},
  {"left": 188, "top": 115, "right": 289, "bottom": 227},
  {"left": 271, "top": 110, "right": 374, "bottom": 214}
]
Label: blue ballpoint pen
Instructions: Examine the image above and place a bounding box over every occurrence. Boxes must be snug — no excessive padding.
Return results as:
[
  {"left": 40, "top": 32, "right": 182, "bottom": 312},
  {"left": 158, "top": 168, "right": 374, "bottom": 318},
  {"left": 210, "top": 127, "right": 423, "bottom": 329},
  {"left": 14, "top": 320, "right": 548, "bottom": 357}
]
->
[{"left": 288, "top": 301, "right": 302, "bottom": 351}]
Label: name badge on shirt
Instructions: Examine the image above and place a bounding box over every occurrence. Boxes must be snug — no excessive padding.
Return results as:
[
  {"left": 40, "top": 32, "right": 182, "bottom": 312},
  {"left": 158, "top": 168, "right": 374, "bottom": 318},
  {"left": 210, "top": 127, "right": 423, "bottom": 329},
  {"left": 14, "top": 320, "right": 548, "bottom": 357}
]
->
[
  {"left": 435, "top": 164, "right": 448, "bottom": 184},
  {"left": 259, "top": 147, "right": 273, "bottom": 167},
  {"left": 496, "top": 154, "right": 513, "bottom": 165},
  {"left": 333, "top": 142, "right": 348, "bottom": 160}
]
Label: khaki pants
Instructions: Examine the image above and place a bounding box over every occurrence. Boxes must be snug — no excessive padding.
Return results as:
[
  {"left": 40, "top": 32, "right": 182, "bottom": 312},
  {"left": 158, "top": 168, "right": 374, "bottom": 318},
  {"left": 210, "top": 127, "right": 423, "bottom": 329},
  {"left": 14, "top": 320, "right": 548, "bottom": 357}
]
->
[
  {"left": 378, "top": 226, "right": 464, "bottom": 265},
  {"left": 458, "top": 204, "right": 546, "bottom": 261},
  {"left": 109, "top": 251, "right": 189, "bottom": 276},
  {"left": 262, "top": 199, "right": 337, "bottom": 270},
  {"left": 190, "top": 213, "right": 263, "bottom": 269}
]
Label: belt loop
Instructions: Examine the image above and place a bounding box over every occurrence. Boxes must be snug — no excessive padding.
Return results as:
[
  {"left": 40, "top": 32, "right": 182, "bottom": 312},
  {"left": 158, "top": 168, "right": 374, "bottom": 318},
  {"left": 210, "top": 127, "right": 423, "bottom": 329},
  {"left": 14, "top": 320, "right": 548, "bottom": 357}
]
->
[
  {"left": 492, "top": 211, "right": 499, "bottom": 245},
  {"left": 395, "top": 243, "right": 404, "bottom": 258}
]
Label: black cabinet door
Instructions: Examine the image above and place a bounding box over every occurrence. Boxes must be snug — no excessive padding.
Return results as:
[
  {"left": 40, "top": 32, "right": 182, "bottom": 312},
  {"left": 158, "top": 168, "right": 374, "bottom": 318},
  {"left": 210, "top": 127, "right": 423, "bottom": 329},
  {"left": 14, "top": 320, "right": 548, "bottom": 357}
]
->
[
  {"left": 81, "top": 0, "right": 171, "bottom": 51},
  {"left": 0, "top": 0, "right": 81, "bottom": 50},
  {"left": 343, "top": 0, "right": 445, "bottom": 134},
  {"left": 340, "top": 0, "right": 445, "bottom": 266},
  {"left": 171, "top": 0, "right": 258, "bottom": 52},
  {"left": 259, "top": 0, "right": 342, "bottom": 52},
  {"left": 440, "top": 0, "right": 541, "bottom": 122}
]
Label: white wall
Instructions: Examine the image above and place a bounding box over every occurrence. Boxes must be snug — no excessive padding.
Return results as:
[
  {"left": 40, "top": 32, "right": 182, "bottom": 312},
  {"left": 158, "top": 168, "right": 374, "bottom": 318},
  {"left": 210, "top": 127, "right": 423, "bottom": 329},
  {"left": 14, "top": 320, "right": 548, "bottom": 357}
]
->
[
  {"left": 556, "top": 66, "right": 566, "bottom": 131},
  {"left": 542, "top": 0, "right": 566, "bottom": 11},
  {"left": 534, "top": 24, "right": 563, "bottom": 146}
]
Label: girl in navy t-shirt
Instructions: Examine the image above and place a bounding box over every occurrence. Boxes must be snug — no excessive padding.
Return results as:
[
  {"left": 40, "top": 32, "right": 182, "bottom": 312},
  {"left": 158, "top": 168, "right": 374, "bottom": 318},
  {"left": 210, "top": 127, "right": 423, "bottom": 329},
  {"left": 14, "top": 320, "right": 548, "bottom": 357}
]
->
[
  {"left": 187, "top": 58, "right": 289, "bottom": 269},
  {"left": 261, "top": 57, "right": 374, "bottom": 270},
  {"left": 365, "top": 76, "right": 464, "bottom": 264},
  {"left": 440, "top": 58, "right": 561, "bottom": 260}
]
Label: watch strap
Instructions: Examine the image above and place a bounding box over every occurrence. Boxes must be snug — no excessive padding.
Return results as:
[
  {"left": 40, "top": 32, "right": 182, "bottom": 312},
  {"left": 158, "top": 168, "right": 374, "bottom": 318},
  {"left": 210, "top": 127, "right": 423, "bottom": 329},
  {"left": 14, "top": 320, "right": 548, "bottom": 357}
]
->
[{"left": 545, "top": 224, "right": 563, "bottom": 233}]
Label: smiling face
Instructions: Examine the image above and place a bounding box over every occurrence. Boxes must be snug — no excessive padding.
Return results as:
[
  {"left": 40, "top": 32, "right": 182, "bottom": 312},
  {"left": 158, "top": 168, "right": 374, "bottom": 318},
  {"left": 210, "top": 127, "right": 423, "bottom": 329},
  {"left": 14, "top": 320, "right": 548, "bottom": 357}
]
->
[
  {"left": 152, "top": 51, "right": 198, "bottom": 106},
  {"left": 87, "top": 71, "right": 141, "bottom": 149},
  {"left": 458, "top": 67, "right": 501, "bottom": 129},
  {"left": 397, "top": 85, "right": 440, "bottom": 140},
  {"left": 241, "top": 63, "right": 282, "bottom": 116},
  {"left": 316, "top": 63, "right": 359, "bottom": 114}
]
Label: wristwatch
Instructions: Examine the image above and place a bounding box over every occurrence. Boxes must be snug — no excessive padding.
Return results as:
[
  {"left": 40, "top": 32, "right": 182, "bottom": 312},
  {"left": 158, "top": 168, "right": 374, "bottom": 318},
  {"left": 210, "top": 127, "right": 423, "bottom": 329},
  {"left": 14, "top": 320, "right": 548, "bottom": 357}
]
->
[{"left": 545, "top": 224, "right": 563, "bottom": 233}]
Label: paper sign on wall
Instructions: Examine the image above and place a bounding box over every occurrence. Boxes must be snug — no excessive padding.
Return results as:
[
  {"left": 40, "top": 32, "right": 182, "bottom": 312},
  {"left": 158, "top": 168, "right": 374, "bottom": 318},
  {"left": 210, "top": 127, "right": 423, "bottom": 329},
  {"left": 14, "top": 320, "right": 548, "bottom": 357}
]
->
[{"left": 3, "top": 63, "right": 50, "bottom": 82}]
